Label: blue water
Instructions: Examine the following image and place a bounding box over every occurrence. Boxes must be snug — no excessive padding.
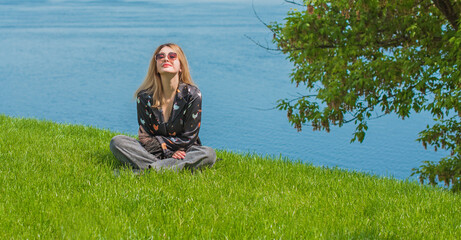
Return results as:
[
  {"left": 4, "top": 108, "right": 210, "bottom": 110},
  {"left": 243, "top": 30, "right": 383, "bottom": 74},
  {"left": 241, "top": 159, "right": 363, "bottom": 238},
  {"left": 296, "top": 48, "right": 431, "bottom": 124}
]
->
[{"left": 0, "top": 0, "right": 448, "bottom": 180}]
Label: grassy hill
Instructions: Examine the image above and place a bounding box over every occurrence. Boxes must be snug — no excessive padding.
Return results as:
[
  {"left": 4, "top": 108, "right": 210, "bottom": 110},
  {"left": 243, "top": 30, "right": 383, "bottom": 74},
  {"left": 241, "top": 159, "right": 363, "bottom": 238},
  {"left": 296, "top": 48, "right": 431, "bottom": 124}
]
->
[{"left": 0, "top": 115, "right": 460, "bottom": 239}]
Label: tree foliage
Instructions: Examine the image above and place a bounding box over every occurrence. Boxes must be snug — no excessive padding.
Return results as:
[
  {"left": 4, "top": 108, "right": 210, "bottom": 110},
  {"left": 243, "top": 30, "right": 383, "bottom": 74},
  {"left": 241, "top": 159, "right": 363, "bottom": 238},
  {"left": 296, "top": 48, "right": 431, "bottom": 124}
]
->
[{"left": 269, "top": 0, "right": 461, "bottom": 191}]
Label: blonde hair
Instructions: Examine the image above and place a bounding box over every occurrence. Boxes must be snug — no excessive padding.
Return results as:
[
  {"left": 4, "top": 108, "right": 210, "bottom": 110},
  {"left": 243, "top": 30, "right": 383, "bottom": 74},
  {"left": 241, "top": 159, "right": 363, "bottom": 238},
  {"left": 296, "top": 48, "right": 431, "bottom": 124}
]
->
[{"left": 134, "top": 43, "right": 195, "bottom": 107}]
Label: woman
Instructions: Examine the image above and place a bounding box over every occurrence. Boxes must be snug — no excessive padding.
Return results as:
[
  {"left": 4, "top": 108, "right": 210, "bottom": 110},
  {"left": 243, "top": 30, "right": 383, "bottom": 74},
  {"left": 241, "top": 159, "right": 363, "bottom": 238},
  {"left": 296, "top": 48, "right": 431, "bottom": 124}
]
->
[{"left": 110, "top": 43, "right": 217, "bottom": 172}]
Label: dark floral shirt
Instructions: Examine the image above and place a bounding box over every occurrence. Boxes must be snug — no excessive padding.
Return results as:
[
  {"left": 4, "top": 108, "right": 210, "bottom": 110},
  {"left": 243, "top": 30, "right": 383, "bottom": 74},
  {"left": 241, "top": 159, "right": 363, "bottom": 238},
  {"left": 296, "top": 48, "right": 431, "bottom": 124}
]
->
[{"left": 137, "top": 83, "right": 202, "bottom": 156}]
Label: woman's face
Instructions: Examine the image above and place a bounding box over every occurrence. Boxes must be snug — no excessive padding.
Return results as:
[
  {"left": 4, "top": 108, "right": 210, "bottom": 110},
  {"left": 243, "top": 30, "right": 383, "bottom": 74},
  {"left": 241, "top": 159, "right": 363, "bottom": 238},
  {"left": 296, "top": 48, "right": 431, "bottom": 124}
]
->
[{"left": 156, "top": 46, "right": 181, "bottom": 75}]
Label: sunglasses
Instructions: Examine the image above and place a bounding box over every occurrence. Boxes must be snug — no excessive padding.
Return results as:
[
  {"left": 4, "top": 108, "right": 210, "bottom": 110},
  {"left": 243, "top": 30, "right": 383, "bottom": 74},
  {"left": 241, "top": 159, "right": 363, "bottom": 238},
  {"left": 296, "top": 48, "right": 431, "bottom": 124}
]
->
[{"left": 155, "top": 52, "right": 178, "bottom": 61}]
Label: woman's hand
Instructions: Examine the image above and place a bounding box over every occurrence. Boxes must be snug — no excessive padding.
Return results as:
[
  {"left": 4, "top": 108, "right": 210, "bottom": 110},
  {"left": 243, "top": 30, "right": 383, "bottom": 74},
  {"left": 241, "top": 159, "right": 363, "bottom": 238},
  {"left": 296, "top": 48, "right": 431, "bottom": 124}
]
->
[
  {"left": 138, "top": 125, "right": 151, "bottom": 146},
  {"left": 139, "top": 125, "right": 185, "bottom": 159},
  {"left": 172, "top": 150, "right": 186, "bottom": 160}
]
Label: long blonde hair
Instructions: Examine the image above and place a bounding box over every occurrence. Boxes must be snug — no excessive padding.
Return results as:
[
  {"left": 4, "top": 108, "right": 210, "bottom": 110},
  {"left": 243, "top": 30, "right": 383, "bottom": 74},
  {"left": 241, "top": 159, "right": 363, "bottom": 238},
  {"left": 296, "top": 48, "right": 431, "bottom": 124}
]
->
[{"left": 134, "top": 43, "right": 195, "bottom": 107}]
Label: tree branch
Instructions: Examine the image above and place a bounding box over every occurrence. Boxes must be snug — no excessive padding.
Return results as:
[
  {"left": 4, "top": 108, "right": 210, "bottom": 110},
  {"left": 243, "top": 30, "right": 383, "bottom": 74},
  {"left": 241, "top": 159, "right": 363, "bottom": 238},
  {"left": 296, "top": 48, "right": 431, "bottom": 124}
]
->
[
  {"left": 284, "top": 0, "right": 305, "bottom": 7},
  {"left": 283, "top": 94, "right": 319, "bottom": 104},
  {"left": 432, "top": 0, "right": 460, "bottom": 30},
  {"left": 246, "top": 0, "right": 285, "bottom": 51},
  {"left": 252, "top": 0, "right": 272, "bottom": 31},
  {"left": 244, "top": 34, "right": 280, "bottom": 51}
]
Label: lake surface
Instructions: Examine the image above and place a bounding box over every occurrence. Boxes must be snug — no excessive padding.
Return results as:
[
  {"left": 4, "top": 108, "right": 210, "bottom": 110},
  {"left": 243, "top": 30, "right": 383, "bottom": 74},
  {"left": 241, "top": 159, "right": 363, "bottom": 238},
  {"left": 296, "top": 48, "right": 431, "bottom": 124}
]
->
[{"left": 0, "top": 0, "right": 448, "bottom": 180}]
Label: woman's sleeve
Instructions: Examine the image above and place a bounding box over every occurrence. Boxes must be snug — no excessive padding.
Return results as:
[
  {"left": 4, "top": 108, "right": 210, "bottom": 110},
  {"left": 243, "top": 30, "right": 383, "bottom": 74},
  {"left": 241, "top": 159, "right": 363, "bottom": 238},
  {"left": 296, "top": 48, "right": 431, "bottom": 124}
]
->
[
  {"left": 155, "top": 88, "right": 202, "bottom": 153},
  {"left": 137, "top": 91, "right": 156, "bottom": 134}
]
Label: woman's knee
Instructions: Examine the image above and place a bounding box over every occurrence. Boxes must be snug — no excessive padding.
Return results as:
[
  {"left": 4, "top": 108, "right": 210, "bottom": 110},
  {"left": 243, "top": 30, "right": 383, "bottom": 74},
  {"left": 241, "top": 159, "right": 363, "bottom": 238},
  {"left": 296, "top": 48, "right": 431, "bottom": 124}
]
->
[
  {"left": 205, "top": 146, "right": 216, "bottom": 157},
  {"left": 201, "top": 146, "right": 217, "bottom": 164},
  {"left": 110, "top": 135, "right": 128, "bottom": 152}
]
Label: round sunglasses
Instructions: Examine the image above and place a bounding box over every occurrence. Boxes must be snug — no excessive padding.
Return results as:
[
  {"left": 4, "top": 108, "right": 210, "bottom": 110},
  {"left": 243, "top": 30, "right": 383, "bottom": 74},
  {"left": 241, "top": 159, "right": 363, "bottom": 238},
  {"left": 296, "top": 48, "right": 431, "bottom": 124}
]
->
[{"left": 155, "top": 52, "right": 178, "bottom": 61}]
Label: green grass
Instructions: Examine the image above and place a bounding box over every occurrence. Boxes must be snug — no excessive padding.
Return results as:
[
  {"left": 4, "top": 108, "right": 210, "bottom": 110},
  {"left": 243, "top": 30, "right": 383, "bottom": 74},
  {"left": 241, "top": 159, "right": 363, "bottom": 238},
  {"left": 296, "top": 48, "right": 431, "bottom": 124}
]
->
[{"left": 0, "top": 114, "right": 460, "bottom": 239}]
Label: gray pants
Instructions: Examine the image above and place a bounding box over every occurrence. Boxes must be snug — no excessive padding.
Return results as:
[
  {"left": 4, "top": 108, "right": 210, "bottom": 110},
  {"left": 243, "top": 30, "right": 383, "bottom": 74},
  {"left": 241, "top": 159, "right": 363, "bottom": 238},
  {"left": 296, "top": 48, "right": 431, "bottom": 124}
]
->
[{"left": 110, "top": 135, "right": 217, "bottom": 172}]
